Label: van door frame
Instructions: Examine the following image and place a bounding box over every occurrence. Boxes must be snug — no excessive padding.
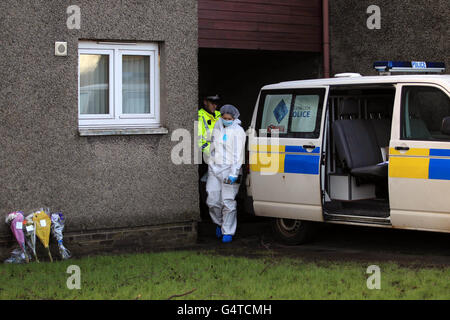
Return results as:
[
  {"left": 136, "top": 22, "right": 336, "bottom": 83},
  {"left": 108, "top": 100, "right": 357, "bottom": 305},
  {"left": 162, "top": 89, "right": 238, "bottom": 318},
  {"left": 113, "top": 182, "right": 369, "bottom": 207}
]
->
[{"left": 321, "top": 84, "right": 398, "bottom": 226}]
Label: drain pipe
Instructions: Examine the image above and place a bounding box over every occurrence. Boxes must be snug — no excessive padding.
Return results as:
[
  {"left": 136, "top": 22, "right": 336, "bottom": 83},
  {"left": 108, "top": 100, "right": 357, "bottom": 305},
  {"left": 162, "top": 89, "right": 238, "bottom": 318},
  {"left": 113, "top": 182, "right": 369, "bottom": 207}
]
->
[{"left": 322, "top": 0, "right": 330, "bottom": 78}]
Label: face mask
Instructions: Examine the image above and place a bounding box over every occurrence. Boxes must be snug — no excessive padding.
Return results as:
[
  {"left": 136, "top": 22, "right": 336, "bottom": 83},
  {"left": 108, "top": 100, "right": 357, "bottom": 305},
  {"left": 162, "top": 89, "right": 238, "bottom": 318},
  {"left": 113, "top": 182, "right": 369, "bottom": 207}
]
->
[{"left": 222, "top": 119, "right": 233, "bottom": 127}]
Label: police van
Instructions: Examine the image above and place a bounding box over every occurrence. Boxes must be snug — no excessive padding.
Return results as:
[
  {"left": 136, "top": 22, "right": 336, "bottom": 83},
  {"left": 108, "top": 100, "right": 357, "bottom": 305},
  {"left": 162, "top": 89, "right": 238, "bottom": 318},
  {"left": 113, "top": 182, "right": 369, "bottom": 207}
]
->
[{"left": 247, "top": 61, "right": 450, "bottom": 244}]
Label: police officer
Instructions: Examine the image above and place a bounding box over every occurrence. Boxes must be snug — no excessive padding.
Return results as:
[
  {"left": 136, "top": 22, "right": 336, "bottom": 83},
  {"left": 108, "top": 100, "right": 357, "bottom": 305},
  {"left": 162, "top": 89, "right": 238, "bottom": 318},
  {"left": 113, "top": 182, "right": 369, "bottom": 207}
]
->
[
  {"left": 198, "top": 94, "right": 221, "bottom": 218},
  {"left": 198, "top": 94, "right": 221, "bottom": 160}
]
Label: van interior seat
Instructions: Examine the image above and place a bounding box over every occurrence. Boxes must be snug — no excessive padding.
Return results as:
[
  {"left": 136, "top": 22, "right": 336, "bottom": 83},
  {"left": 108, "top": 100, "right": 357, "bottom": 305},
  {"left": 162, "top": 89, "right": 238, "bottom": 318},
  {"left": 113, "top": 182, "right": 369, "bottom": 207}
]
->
[
  {"left": 367, "top": 98, "right": 394, "bottom": 148},
  {"left": 333, "top": 99, "right": 388, "bottom": 179},
  {"left": 370, "top": 119, "right": 391, "bottom": 148},
  {"left": 338, "top": 97, "right": 360, "bottom": 119}
]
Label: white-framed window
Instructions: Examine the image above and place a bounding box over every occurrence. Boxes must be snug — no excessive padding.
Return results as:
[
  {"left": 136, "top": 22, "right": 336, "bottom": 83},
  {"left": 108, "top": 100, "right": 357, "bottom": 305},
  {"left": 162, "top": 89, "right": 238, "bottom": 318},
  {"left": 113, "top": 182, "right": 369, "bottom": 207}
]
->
[{"left": 78, "top": 41, "right": 160, "bottom": 131}]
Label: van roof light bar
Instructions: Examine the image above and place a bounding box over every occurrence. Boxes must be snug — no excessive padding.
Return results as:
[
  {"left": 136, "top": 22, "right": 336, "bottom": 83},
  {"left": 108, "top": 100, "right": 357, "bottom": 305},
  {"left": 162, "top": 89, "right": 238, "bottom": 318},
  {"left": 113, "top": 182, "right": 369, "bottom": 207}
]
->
[{"left": 374, "top": 61, "right": 445, "bottom": 75}]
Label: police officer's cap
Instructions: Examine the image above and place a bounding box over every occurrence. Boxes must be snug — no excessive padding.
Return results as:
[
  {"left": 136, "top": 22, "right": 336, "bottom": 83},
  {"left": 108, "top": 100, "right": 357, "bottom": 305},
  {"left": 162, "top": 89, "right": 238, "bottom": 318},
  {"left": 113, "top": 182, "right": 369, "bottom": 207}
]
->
[{"left": 205, "top": 94, "right": 220, "bottom": 102}]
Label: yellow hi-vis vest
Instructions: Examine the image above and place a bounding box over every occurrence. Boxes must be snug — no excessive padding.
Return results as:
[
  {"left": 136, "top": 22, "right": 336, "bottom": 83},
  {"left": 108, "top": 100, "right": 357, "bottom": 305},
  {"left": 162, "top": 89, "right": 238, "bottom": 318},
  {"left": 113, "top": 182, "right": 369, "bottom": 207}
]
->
[{"left": 198, "top": 108, "right": 221, "bottom": 155}]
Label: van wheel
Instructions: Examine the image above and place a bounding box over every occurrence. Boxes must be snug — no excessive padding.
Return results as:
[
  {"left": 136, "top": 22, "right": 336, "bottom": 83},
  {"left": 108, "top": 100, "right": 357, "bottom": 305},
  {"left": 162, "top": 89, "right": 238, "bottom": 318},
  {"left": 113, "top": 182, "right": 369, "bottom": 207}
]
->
[{"left": 271, "top": 218, "right": 314, "bottom": 245}]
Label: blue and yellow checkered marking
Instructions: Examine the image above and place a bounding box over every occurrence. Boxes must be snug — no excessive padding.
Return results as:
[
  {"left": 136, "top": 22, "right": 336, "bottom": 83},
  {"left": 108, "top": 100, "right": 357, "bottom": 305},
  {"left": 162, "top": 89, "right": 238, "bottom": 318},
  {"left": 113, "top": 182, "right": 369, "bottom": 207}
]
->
[
  {"left": 284, "top": 154, "right": 320, "bottom": 174},
  {"left": 250, "top": 145, "right": 320, "bottom": 175},
  {"left": 430, "top": 149, "right": 450, "bottom": 157},
  {"left": 429, "top": 159, "right": 450, "bottom": 180},
  {"left": 389, "top": 148, "right": 450, "bottom": 180}
]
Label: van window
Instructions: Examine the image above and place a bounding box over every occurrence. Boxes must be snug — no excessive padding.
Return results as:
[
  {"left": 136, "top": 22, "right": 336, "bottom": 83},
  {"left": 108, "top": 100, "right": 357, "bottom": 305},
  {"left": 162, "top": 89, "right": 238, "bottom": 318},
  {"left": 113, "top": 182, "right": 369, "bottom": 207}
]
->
[
  {"left": 291, "top": 95, "right": 321, "bottom": 133},
  {"left": 257, "top": 89, "right": 325, "bottom": 138},
  {"left": 401, "top": 86, "right": 450, "bottom": 141},
  {"left": 260, "top": 94, "right": 293, "bottom": 135}
]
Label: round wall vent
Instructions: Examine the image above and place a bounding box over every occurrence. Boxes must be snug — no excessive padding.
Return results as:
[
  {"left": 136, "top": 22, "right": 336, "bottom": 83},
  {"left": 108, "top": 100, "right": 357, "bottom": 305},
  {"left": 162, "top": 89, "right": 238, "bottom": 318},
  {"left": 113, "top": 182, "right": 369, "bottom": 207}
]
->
[{"left": 55, "top": 42, "right": 67, "bottom": 56}]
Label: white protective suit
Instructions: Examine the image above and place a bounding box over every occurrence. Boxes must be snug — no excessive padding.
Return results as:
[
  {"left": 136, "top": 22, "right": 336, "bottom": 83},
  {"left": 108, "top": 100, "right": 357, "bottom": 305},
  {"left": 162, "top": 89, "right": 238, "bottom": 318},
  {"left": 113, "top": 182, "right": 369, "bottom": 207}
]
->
[{"left": 206, "top": 117, "right": 246, "bottom": 236}]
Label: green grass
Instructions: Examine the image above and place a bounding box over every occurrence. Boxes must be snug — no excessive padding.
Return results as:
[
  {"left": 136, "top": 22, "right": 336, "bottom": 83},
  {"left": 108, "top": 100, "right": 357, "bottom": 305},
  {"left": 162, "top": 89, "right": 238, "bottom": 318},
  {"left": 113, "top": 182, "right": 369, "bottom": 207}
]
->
[{"left": 0, "top": 250, "right": 449, "bottom": 300}]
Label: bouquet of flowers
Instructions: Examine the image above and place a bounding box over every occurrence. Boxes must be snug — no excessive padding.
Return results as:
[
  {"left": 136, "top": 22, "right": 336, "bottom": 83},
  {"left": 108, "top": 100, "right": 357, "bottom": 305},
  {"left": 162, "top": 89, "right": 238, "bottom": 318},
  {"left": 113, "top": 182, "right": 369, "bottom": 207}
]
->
[
  {"left": 51, "top": 212, "right": 71, "bottom": 260},
  {"left": 24, "top": 213, "right": 39, "bottom": 262},
  {"left": 4, "top": 211, "right": 30, "bottom": 264},
  {"left": 32, "top": 209, "right": 53, "bottom": 262}
]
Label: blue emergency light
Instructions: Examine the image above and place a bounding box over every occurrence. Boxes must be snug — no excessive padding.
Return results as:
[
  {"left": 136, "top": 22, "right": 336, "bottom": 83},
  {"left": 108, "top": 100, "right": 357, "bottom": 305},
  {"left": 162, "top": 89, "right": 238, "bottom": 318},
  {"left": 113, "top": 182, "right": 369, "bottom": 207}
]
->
[{"left": 374, "top": 61, "right": 446, "bottom": 74}]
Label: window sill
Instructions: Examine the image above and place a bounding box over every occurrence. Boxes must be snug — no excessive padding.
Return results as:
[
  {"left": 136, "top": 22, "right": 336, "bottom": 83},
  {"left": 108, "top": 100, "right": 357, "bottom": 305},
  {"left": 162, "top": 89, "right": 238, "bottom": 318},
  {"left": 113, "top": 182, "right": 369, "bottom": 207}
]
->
[{"left": 78, "top": 127, "right": 169, "bottom": 136}]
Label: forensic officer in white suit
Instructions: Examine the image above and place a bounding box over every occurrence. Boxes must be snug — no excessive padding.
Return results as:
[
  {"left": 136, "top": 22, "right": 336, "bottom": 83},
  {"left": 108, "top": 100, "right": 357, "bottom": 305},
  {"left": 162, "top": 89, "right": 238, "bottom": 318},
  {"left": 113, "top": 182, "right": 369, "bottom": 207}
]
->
[{"left": 206, "top": 104, "right": 246, "bottom": 243}]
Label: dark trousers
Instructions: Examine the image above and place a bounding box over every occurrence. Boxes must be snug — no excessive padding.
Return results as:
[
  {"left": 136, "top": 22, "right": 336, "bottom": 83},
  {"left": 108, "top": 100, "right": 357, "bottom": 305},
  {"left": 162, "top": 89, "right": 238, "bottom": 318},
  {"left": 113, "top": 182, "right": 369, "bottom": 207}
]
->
[{"left": 198, "top": 163, "right": 210, "bottom": 220}]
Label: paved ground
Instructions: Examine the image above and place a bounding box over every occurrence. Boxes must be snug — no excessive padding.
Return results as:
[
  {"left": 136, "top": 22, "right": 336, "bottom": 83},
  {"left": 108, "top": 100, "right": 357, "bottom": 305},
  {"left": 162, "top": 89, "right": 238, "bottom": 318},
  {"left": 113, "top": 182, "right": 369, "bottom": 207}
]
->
[{"left": 195, "top": 216, "right": 450, "bottom": 268}]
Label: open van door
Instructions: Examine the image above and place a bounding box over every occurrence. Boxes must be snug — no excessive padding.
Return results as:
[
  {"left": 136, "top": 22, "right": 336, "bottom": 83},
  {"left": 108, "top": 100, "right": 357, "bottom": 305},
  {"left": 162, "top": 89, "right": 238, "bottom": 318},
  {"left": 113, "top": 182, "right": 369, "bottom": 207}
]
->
[
  {"left": 389, "top": 83, "right": 450, "bottom": 233},
  {"left": 248, "top": 87, "right": 329, "bottom": 228}
]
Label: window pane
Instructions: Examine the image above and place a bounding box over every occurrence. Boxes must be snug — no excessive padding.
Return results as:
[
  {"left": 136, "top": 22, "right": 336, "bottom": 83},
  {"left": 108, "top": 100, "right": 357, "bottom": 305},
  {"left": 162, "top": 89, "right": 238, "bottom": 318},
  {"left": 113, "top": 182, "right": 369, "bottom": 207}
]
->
[
  {"left": 260, "top": 94, "right": 292, "bottom": 134},
  {"left": 402, "top": 86, "right": 450, "bottom": 141},
  {"left": 79, "top": 54, "right": 109, "bottom": 114},
  {"left": 290, "top": 95, "right": 320, "bottom": 133},
  {"left": 122, "top": 55, "right": 150, "bottom": 114}
]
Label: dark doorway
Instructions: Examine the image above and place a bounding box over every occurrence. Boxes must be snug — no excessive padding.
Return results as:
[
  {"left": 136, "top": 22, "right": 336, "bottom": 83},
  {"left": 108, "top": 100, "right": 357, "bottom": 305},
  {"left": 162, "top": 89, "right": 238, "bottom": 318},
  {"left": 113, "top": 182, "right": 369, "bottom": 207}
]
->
[{"left": 199, "top": 48, "right": 322, "bottom": 129}]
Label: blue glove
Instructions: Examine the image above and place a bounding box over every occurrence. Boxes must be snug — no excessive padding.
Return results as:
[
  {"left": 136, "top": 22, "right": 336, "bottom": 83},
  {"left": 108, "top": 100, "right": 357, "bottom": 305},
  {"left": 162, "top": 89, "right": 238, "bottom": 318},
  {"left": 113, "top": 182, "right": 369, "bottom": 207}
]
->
[{"left": 227, "top": 175, "right": 238, "bottom": 185}]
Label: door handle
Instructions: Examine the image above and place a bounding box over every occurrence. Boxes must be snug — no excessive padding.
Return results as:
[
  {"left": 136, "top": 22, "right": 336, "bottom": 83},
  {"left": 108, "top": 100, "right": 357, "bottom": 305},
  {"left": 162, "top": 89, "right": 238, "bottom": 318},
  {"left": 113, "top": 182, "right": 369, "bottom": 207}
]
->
[
  {"left": 395, "top": 146, "right": 410, "bottom": 151},
  {"left": 303, "top": 145, "right": 316, "bottom": 150}
]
